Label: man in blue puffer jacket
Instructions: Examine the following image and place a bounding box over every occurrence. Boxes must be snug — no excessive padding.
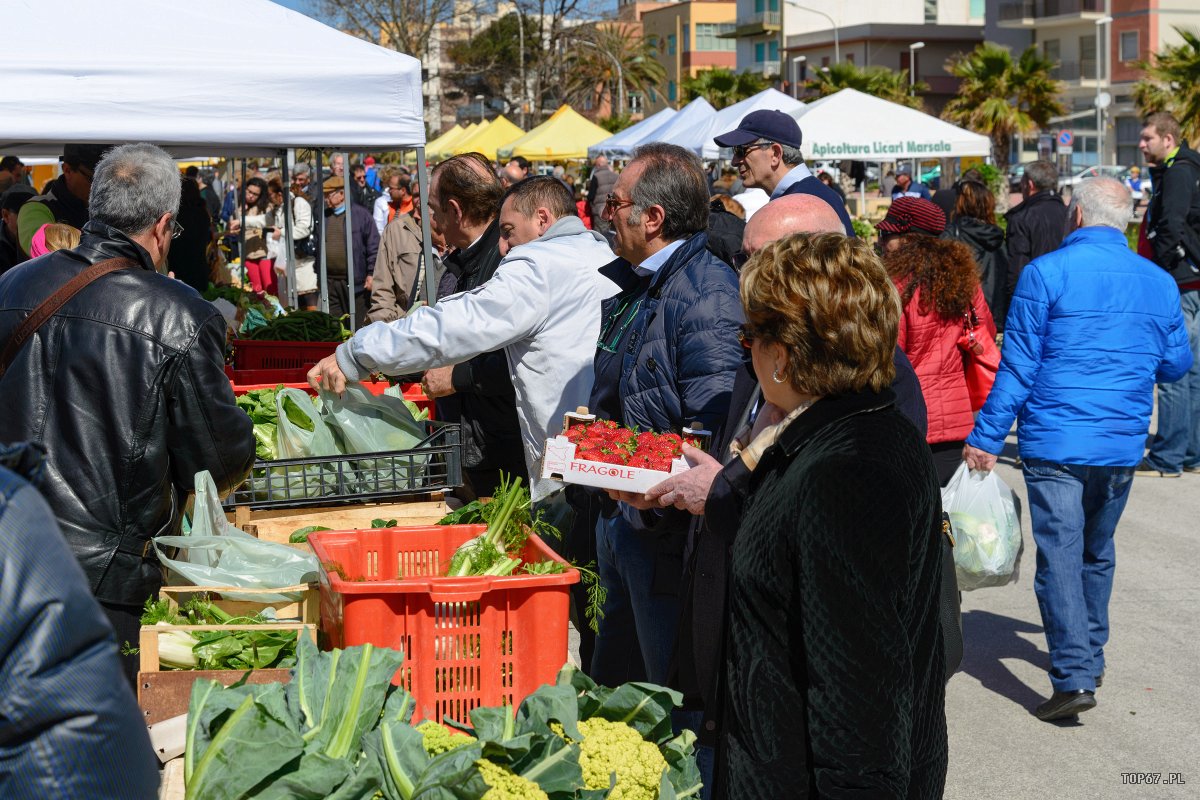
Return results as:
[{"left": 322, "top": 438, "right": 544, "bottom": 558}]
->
[
  {"left": 963, "top": 178, "right": 1192, "bottom": 722},
  {"left": 587, "top": 143, "right": 746, "bottom": 689}
]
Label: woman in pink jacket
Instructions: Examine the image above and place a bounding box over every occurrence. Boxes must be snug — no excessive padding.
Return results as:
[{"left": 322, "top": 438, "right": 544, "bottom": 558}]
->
[{"left": 878, "top": 197, "right": 996, "bottom": 484}]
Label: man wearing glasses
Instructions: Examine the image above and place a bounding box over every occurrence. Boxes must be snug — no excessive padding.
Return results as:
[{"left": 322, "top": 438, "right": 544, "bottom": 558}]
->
[
  {"left": 17, "top": 143, "right": 109, "bottom": 254},
  {"left": 713, "top": 110, "right": 854, "bottom": 236},
  {"left": 0, "top": 142, "right": 255, "bottom": 685}
]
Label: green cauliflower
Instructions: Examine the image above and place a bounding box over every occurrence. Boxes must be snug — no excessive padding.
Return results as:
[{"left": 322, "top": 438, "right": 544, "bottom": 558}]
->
[
  {"left": 415, "top": 719, "right": 477, "bottom": 755},
  {"left": 572, "top": 717, "right": 669, "bottom": 800},
  {"left": 475, "top": 759, "right": 549, "bottom": 800}
]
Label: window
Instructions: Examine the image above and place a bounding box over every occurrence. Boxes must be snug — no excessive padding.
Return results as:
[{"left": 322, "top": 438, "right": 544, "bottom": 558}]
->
[
  {"left": 682, "top": 29, "right": 689, "bottom": 53},
  {"left": 649, "top": 87, "right": 658, "bottom": 103},
  {"left": 969, "top": 0, "right": 984, "bottom": 18},
  {"left": 821, "top": 55, "right": 830, "bottom": 68},
  {"left": 695, "top": 23, "right": 736, "bottom": 52},
  {"left": 768, "top": 0, "right": 778, "bottom": 9},
  {"left": 768, "top": 40, "right": 778, "bottom": 61},
  {"left": 667, "top": 34, "right": 676, "bottom": 56},
  {"left": 1080, "top": 34, "right": 1097, "bottom": 77},
  {"left": 668, "top": 81, "right": 676, "bottom": 102},
  {"left": 628, "top": 93, "right": 643, "bottom": 113},
  {"left": 924, "top": 0, "right": 937, "bottom": 23},
  {"left": 647, "top": 34, "right": 659, "bottom": 50},
  {"left": 754, "top": 0, "right": 763, "bottom": 12},
  {"left": 1120, "top": 30, "right": 1139, "bottom": 62},
  {"left": 755, "top": 42, "right": 765, "bottom": 62},
  {"left": 846, "top": 52, "right": 854, "bottom": 64}
]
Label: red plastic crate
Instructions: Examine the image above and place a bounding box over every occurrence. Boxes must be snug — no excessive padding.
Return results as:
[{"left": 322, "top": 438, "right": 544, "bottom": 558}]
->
[
  {"left": 232, "top": 339, "right": 338, "bottom": 370},
  {"left": 307, "top": 525, "right": 577, "bottom": 724}
]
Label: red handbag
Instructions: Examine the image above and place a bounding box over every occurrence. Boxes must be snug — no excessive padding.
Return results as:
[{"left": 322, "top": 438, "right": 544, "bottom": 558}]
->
[{"left": 958, "top": 306, "right": 1000, "bottom": 411}]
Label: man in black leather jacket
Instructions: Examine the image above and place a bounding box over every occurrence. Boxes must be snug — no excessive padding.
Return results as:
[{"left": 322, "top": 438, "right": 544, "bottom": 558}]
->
[{"left": 0, "top": 143, "right": 255, "bottom": 682}]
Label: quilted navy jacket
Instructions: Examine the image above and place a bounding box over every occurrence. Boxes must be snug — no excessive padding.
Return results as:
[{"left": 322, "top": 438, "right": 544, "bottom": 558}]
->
[
  {"left": 967, "top": 226, "right": 1192, "bottom": 466},
  {"left": 597, "top": 232, "right": 746, "bottom": 442}
]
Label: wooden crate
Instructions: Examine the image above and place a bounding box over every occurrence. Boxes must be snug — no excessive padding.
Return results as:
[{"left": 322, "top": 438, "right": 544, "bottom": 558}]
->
[
  {"left": 159, "top": 584, "right": 319, "bottom": 625},
  {"left": 137, "top": 623, "right": 315, "bottom": 726},
  {"left": 227, "top": 497, "right": 449, "bottom": 547}
]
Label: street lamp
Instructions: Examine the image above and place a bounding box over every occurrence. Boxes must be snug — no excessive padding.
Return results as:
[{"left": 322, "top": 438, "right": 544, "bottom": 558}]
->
[
  {"left": 575, "top": 38, "right": 624, "bottom": 118},
  {"left": 908, "top": 41, "right": 925, "bottom": 92},
  {"left": 1095, "top": 16, "right": 1113, "bottom": 166},
  {"left": 474, "top": 94, "right": 485, "bottom": 124},
  {"left": 513, "top": 2, "right": 527, "bottom": 129},
  {"left": 785, "top": 2, "right": 838, "bottom": 65},
  {"left": 791, "top": 55, "right": 807, "bottom": 99}
]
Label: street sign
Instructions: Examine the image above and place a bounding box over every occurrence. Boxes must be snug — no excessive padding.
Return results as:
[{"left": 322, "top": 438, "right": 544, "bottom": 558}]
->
[
  {"left": 1058, "top": 129, "right": 1074, "bottom": 154},
  {"left": 1095, "top": 92, "right": 1112, "bottom": 110}
]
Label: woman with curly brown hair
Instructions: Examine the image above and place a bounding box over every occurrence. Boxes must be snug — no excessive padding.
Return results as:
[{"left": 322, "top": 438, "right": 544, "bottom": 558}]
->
[{"left": 878, "top": 196, "right": 996, "bottom": 484}]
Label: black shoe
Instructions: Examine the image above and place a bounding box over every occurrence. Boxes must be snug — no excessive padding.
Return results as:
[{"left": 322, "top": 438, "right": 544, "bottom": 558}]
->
[
  {"left": 1185, "top": 465, "right": 1200, "bottom": 474},
  {"left": 1095, "top": 670, "right": 1104, "bottom": 688},
  {"left": 1136, "top": 458, "right": 1181, "bottom": 477},
  {"left": 1036, "top": 690, "right": 1096, "bottom": 721}
]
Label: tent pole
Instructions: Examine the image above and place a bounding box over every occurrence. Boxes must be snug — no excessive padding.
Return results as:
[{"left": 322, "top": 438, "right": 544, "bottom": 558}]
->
[
  {"left": 343, "top": 150, "right": 357, "bottom": 332},
  {"left": 317, "top": 150, "right": 329, "bottom": 314},
  {"left": 415, "top": 148, "right": 436, "bottom": 306},
  {"left": 238, "top": 160, "right": 247, "bottom": 287},
  {"left": 281, "top": 149, "right": 297, "bottom": 309}
]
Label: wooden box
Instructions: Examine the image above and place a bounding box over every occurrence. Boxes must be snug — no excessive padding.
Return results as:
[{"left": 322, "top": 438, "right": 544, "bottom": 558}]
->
[
  {"left": 159, "top": 584, "right": 319, "bottom": 625},
  {"left": 227, "top": 497, "right": 449, "bottom": 549}
]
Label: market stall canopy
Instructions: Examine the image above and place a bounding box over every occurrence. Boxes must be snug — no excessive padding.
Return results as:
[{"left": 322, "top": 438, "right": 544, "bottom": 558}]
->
[
  {"left": 787, "top": 88, "right": 990, "bottom": 160},
  {"left": 453, "top": 115, "right": 525, "bottom": 160},
  {"left": 624, "top": 98, "right": 716, "bottom": 153},
  {"left": 0, "top": 0, "right": 425, "bottom": 155},
  {"left": 425, "top": 124, "right": 464, "bottom": 156},
  {"left": 497, "top": 106, "right": 612, "bottom": 161},
  {"left": 700, "top": 89, "right": 806, "bottom": 159},
  {"left": 587, "top": 107, "right": 678, "bottom": 160},
  {"left": 432, "top": 123, "right": 479, "bottom": 159}
]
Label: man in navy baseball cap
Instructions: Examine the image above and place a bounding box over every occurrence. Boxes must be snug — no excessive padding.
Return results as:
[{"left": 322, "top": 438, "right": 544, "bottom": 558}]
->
[{"left": 713, "top": 109, "right": 853, "bottom": 235}]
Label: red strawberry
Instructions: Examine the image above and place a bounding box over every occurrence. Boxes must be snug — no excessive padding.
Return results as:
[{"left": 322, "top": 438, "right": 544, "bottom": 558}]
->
[
  {"left": 647, "top": 456, "right": 672, "bottom": 472},
  {"left": 565, "top": 426, "right": 586, "bottom": 442}
]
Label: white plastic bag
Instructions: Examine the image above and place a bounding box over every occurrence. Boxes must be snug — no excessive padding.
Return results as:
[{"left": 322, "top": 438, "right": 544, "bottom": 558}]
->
[
  {"left": 155, "top": 471, "right": 319, "bottom": 602},
  {"left": 941, "top": 463, "right": 1022, "bottom": 591},
  {"left": 275, "top": 387, "right": 339, "bottom": 459},
  {"left": 319, "top": 385, "right": 426, "bottom": 455}
]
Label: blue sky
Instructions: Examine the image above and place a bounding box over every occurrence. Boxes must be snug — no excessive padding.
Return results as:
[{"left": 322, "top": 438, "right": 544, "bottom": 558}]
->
[{"left": 272, "top": 0, "right": 315, "bottom": 14}]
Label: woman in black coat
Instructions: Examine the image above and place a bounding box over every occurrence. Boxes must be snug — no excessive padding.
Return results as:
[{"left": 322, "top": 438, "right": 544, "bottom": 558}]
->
[
  {"left": 945, "top": 180, "right": 1010, "bottom": 331},
  {"left": 722, "top": 233, "right": 947, "bottom": 799},
  {"left": 168, "top": 176, "right": 215, "bottom": 294}
]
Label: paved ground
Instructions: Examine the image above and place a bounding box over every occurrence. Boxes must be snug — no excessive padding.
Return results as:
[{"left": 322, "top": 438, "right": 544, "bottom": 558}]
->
[{"left": 944, "top": 422, "right": 1200, "bottom": 799}]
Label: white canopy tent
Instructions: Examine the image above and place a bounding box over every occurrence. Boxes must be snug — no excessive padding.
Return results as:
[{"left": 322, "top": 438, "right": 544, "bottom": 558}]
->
[
  {"left": 788, "top": 88, "right": 990, "bottom": 160},
  {"left": 588, "top": 108, "right": 678, "bottom": 160},
  {"left": 625, "top": 98, "right": 717, "bottom": 153},
  {"left": 698, "top": 89, "right": 806, "bottom": 160},
  {"left": 2, "top": 0, "right": 431, "bottom": 317}
]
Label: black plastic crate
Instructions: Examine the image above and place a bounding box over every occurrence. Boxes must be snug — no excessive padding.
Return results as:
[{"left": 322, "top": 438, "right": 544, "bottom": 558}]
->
[{"left": 223, "top": 422, "right": 462, "bottom": 509}]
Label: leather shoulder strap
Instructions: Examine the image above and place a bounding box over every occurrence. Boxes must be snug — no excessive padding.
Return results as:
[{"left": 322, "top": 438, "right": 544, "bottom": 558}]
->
[{"left": 0, "top": 257, "right": 137, "bottom": 378}]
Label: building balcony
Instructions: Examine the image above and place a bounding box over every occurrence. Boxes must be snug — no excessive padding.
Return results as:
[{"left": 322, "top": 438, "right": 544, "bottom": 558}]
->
[
  {"left": 998, "top": 0, "right": 1106, "bottom": 28},
  {"left": 748, "top": 58, "right": 781, "bottom": 75},
  {"left": 732, "top": 10, "right": 781, "bottom": 37},
  {"left": 1050, "top": 59, "right": 1101, "bottom": 83}
]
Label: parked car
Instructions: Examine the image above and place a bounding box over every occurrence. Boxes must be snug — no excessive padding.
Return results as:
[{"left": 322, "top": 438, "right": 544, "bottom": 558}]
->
[{"left": 1058, "top": 165, "right": 1126, "bottom": 190}]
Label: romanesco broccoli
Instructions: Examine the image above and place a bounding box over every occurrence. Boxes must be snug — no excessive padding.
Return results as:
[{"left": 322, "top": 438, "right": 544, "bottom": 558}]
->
[
  {"left": 475, "top": 758, "right": 549, "bottom": 800},
  {"left": 573, "top": 717, "right": 668, "bottom": 800},
  {"left": 415, "top": 719, "right": 477, "bottom": 755}
]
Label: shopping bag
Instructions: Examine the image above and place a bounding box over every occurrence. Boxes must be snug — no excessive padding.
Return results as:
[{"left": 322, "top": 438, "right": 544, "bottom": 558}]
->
[
  {"left": 941, "top": 462, "right": 1022, "bottom": 590},
  {"left": 272, "top": 387, "right": 341, "bottom": 499},
  {"left": 957, "top": 306, "right": 1000, "bottom": 411},
  {"left": 319, "top": 385, "right": 429, "bottom": 491},
  {"left": 155, "top": 471, "right": 319, "bottom": 602}
]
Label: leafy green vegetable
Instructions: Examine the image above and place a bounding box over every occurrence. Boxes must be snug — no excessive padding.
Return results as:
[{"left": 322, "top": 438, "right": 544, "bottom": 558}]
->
[
  {"left": 372, "top": 518, "right": 399, "bottom": 528},
  {"left": 282, "top": 393, "right": 318, "bottom": 433},
  {"left": 133, "top": 596, "right": 302, "bottom": 671},
  {"left": 290, "top": 525, "right": 332, "bottom": 544},
  {"left": 245, "top": 310, "right": 349, "bottom": 342}
]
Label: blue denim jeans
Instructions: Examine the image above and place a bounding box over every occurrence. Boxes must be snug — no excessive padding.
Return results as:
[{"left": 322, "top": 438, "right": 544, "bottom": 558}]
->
[
  {"left": 591, "top": 513, "right": 682, "bottom": 687},
  {"left": 1147, "top": 288, "right": 1200, "bottom": 472},
  {"left": 1022, "top": 460, "right": 1134, "bottom": 692}
]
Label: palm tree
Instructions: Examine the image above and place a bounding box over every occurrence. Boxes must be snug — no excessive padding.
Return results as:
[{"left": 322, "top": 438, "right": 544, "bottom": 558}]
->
[
  {"left": 1134, "top": 27, "right": 1200, "bottom": 143},
  {"left": 562, "top": 25, "right": 666, "bottom": 118},
  {"left": 943, "top": 42, "right": 1065, "bottom": 170},
  {"left": 681, "top": 68, "right": 769, "bottom": 110},
  {"left": 803, "top": 62, "right": 928, "bottom": 109}
]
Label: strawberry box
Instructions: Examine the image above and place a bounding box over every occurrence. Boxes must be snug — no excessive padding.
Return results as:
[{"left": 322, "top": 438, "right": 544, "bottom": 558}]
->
[{"left": 539, "top": 410, "right": 706, "bottom": 494}]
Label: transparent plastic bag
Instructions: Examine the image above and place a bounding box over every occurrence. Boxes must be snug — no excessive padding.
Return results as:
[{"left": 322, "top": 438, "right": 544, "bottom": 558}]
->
[
  {"left": 319, "top": 384, "right": 426, "bottom": 455},
  {"left": 271, "top": 387, "right": 341, "bottom": 499},
  {"left": 941, "top": 462, "right": 1022, "bottom": 591},
  {"left": 155, "top": 471, "right": 319, "bottom": 602}
]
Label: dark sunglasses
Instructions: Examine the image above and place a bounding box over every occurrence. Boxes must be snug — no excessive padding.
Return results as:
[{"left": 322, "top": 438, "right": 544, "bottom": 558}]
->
[
  {"left": 731, "top": 142, "right": 773, "bottom": 160},
  {"left": 737, "top": 323, "right": 757, "bottom": 350}
]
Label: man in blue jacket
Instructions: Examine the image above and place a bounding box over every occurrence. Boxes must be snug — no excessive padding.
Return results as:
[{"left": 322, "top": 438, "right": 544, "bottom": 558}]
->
[
  {"left": 963, "top": 177, "right": 1192, "bottom": 722},
  {"left": 713, "top": 110, "right": 854, "bottom": 236},
  {"left": 590, "top": 142, "right": 746, "bottom": 689}
]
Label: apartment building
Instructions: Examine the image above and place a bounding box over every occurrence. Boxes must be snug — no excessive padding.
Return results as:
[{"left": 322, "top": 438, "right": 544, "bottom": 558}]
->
[{"left": 642, "top": 0, "right": 738, "bottom": 111}]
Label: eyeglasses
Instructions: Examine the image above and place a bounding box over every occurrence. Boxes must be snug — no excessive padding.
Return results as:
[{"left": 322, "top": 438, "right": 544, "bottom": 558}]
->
[
  {"left": 731, "top": 142, "right": 773, "bottom": 160},
  {"left": 604, "top": 193, "right": 635, "bottom": 215},
  {"left": 171, "top": 219, "right": 184, "bottom": 239},
  {"left": 737, "top": 323, "right": 757, "bottom": 350}
]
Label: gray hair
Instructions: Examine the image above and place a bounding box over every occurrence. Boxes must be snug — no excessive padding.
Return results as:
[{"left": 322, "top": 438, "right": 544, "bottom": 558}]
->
[
  {"left": 629, "top": 142, "right": 709, "bottom": 241},
  {"left": 88, "top": 143, "right": 182, "bottom": 235},
  {"left": 1068, "top": 177, "right": 1132, "bottom": 231},
  {"left": 293, "top": 162, "right": 311, "bottom": 176},
  {"left": 779, "top": 144, "right": 805, "bottom": 167},
  {"left": 1024, "top": 160, "right": 1058, "bottom": 192}
]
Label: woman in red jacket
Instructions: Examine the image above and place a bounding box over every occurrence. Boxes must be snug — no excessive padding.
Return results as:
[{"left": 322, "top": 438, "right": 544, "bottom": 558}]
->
[{"left": 878, "top": 197, "right": 996, "bottom": 485}]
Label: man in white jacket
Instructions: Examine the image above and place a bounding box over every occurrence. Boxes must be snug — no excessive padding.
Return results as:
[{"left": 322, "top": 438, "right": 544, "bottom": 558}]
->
[{"left": 309, "top": 176, "right": 619, "bottom": 501}]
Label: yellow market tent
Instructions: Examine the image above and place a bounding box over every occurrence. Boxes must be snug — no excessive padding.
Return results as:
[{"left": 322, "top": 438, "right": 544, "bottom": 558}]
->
[
  {"left": 424, "top": 124, "right": 463, "bottom": 156},
  {"left": 451, "top": 115, "right": 525, "bottom": 160},
  {"left": 497, "top": 105, "right": 611, "bottom": 161},
  {"left": 431, "top": 122, "right": 478, "bottom": 159}
]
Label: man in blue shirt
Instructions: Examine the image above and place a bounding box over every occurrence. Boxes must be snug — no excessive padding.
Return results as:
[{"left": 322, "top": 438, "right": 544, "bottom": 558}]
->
[
  {"left": 963, "top": 177, "right": 1191, "bottom": 722},
  {"left": 891, "top": 163, "right": 932, "bottom": 200},
  {"left": 713, "top": 109, "right": 853, "bottom": 235}
]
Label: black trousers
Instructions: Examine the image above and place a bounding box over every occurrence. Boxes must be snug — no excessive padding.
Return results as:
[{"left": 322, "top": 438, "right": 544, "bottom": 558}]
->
[
  {"left": 328, "top": 278, "right": 368, "bottom": 330},
  {"left": 102, "top": 601, "right": 144, "bottom": 688},
  {"left": 930, "top": 440, "right": 967, "bottom": 487}
]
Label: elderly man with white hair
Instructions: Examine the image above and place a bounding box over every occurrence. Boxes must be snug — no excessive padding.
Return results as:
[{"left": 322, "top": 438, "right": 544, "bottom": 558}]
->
[{"left": 964, "top": 177, "right": 1192, "bottom": 722}]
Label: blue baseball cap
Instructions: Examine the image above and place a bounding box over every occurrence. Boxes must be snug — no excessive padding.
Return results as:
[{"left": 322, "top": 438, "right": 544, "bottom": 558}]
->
[{"left": 713, "top": 109, "right": 802, "bottom": 150}]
